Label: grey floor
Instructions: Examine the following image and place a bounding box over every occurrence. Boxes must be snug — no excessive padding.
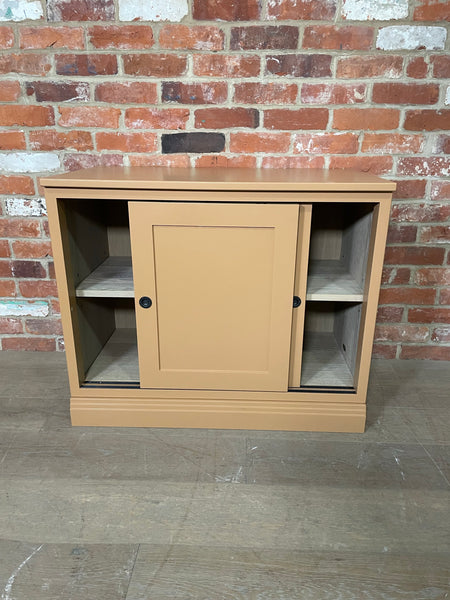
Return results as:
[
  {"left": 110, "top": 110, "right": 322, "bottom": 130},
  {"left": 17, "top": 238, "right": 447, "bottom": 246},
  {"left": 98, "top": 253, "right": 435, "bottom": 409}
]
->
[{"left": 0, "top": 352, "right": 449, "bottom": 599}]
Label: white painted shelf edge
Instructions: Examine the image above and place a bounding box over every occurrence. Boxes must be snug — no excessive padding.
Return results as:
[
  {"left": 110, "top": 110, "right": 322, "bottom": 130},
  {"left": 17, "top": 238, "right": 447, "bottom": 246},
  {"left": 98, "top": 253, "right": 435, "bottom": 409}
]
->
[
  {"left": 306, "top": 260, "right": 363, "bottom": 302},
  {"left": 76, "top": 256, "right": 134, "bottom": 298}
]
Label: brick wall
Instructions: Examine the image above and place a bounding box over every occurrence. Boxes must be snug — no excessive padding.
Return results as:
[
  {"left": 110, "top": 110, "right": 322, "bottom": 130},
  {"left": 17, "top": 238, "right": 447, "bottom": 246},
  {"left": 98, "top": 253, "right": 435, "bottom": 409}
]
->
[{"left": 0, "top": 0, "right": 449, "bottom": 358}]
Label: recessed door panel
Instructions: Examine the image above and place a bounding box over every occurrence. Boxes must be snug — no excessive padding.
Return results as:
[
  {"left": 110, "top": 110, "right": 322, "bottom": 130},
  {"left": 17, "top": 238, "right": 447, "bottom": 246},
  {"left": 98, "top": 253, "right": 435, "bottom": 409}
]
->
[{"left": 129, "top": 202, "right": 299, "bottom": 391}]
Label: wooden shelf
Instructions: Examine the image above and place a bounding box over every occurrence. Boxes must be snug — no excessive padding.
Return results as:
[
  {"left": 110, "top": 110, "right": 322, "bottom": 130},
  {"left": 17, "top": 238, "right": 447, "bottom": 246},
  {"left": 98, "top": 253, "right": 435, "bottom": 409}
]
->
[
  {"left": 300, "top": 332, "right": 354, "bottom": 388},
  {"left": 85, "top": 328, "right": 139, "bottom": 384},
  {"left": 76, "top": 257, "right": 133, "bottom": 298},
  {"left": 306, "top": 260, "right": 363, "bottom": 302}
]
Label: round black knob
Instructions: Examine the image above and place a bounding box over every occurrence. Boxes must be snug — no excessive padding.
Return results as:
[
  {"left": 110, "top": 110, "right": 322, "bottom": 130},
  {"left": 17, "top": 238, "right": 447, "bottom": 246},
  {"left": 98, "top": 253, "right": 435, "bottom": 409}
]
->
[
  {"left": 293, "top": 296, "right": 302, "bottom": 308},
  {"left": 139, "top": 296, "right": 152, "bottom": 309}
]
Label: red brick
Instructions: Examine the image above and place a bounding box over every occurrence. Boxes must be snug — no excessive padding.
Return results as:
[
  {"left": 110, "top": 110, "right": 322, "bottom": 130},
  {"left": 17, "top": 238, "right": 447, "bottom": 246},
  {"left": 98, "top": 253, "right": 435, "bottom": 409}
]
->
[
  {"left": 230, "top": 133, "right": 290, "bottom": 153},
  {"left": 0, "top": 81, "right": 20, "bottom": 102},
  {"left": 48, "top": 261, "right": 55, "bottom": 279},
  {"left": 0, "top": 131, "right": 26, "bottom": 150},
  {"left": 95, "top": 82, "right": 157, "bottom": 104},
  {"left": 234, "top": 82, "right": 297, "bottom": 105},
  {"left": 26, "top": 81, "right": 90, "bottom": 102},
  {"left": 264, "top": 108, "right": 328, "bottom": 130},
  {"left": 393, "top": 180, "right": 427, "bottom": 200},
  {"left": 0, "top": 176, "right": 34, "bottom": 196},
  {"left": 0, "top": 281, "right": 15, "bottom": 296},
  {"left": 303, "top": 25, "right": 373, "bottom": 50},
  {"left": 159, "top": 25, "right": 224, "bottom": 50},
  {"left": 194, "top": 54, "right": 260, "bottom": 78},
  {"left": 376, "top": 305, "right": 405, "bottom": 322},
  {"left": 294, "top": 132, "right": 358, "bottom": 154},
  {"left": 0, "top": 318, "right": 23, "bottom": 334},
  {"left": 267, "top": 0, "right": 336, "bottom": 19},
  {"left": 404, "top": 110, "right": 450, "bottom": 131},
  {"left": 0, "top": 105, "right": 54, "bottom": 127},
  {"left": 0, "top": 26, "right": 13, "bottom": 48},
  {"left": 162, "top": 82, "right": 227, "bottom": 104},
  {"left": 20, "top": 26, "right": 84, "bottom": 49},
  {"left": 413, "top": 0, "right": 450, "bottom": 21},
  {"left": 266, "top": 54, "right": 332, "bottom": 78},
  {"left": 29, "top": 130, "right": 93, "bottom": 151},
  {"left": 301, "top": 83, "right": 365, "bottom": 104},
  {"left": 398, "top": 157, "right": 450, "bottom": 177},
  {"left": 195, "top": 155, "right": 257, "bottom": 168},
  {"left": 362, "top": 134, "right": 424, "bottom": 154},
  {"left": 407, "top": 57, "right": 428, "bottom": 79},
  {"left": 330, "top": 156, "right": 393, "bottom": 175},
  {"left": 0, "top": 218, "right": 40, "bottom": 238},
  {"left": 378, "top": 287, "right": 436, "bottom": 305},
  {"left": 125, "top": 108, "right": 189, "bottom": 130},
  {"left": 431, "top": 181, "right": 450, "bottom": 201},
  {"left": 387, "top": 224, "right": 417, "bottom": 243},
  {"left": 391, "top": 202, "right": 450, "bottom": 222},
  {"left": 432, "top": 134, "right": 450, "bottom": 154},
  {"left": 58, "top": 106, "right": 120, "bottom": 128},
  {"left": 56, "top": 54, "right": 117, "bottom": 76},
  {"left": 51, "top": 299, "right": 60, "bottom": 314},
  {"left": 96, "top": 132, "right": 157, "bottom": 152},
  {"left": 89, "top": 26, "right": 154, "bottom": 49},
  {"left": 195, "top": 108, "right": 259, "bottom": 129},
  {"left": 12, "top": 240, "right": 52, "bottom": 259},
  {"left": 439, "top": 289, "right": 450, "bottom": 304},
  {"left": 400, "top": 345, "right": 450, "bottom": 361},
  {"left": 261, "top": 156, "right": 325, "bottom": 168},
  {"left": 373, "top": 83, "right": 439, "bottom": 105},
  {"left": 47, "top": 0, "right": 114, "bottom": 21},
  {"left": 384, "top": 246, "right": 445, "bottom": 265},
  {"left": 63, "top": 153, "right": 123, "bottom": 171},
  {"left": 123, "top": 54, "right": 187, "bottom": 77},
  {"left": 415, "top": 268, "right": 450, "bottom": 286},
  {"left": 231, "top": 26, "right": 298, "bottom": 50},
  {"left": 19, "top": 280, "right": 58, "bottom": 298},
  {"left": 431, "top": 55, "right": 450, "bottom": 78},
  {"left": 193, "top": 0, "right": 260, "bottom": 21},
  {"left": 0, "top": 240, "right": 10, "bottom": 258},
  {"left": 419, "top": 225, "right": 450, "bottom": 244},
  {"left": 0, "top": 261, "right": 12, "bottom": 277},
  {"left": 409, "top": 307, "right": 450, "bottom": 323},
  {"left": 372, "top": 344, "right": 397, "bottom": 359},
  {"left": 333, "top": 108, "right": 399, "bottom": 130},
  {"left": 0, "top": 54, "right": 51, "bottom": 75},
  {"left": 337, "top": 55, "right": 403, "bottom": 79},
  {"left": 374, "top": 324, "right": 429, "bottom": 343},
  {"left": 381, "top": 267, "right": 411, "bottom": 285},
  {"left": 431, "top": 327, "right": 450, "bottom": 342},
  {"left": 130, "top": 155, "right": 191, "bottom": 168},
  {"left": 2, "top": 337, "right": 56, "bottom": 351},
  {"left": 25, "top": 318, "right": 63, "bottom": 335}
]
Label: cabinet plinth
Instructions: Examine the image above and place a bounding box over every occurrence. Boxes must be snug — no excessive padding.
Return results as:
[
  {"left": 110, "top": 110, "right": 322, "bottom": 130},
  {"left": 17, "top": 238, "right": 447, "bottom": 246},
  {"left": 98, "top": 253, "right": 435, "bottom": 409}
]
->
[{"left": 42, "top": 167, "right": 394, "bottom": 432}]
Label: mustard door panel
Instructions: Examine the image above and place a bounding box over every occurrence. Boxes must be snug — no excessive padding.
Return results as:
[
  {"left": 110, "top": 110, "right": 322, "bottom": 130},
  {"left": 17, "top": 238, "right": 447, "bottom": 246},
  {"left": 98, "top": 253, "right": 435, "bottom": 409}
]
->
[{"left": 129, "top": 202, "right": 299, "bottom": 391}]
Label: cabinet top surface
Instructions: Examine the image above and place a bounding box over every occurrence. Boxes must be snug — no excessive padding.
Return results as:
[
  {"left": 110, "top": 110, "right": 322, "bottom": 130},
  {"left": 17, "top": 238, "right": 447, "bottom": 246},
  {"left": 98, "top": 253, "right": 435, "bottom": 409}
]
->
[{"left": 41, "top": 167, "right": 396, "bottom": 192}]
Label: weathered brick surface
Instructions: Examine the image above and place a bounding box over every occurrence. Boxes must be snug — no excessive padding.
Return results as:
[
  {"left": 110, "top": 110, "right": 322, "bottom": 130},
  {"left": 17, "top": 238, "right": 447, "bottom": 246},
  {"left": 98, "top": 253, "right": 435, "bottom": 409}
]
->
[{"left": 0, "top": 0, "right": 449, "bottom": 357}]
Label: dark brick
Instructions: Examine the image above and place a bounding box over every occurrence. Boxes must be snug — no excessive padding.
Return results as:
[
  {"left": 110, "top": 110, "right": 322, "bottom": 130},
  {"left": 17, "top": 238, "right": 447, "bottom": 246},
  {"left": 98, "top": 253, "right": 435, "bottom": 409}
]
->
[
  {"left": 266, "top": 54, "right": 332, "bottom": 77},
  {"left": 12, "top": 260, "right": 46, "bottom": 278},
  {"left": 193, "top": 0, "right": 260, "bottom": 21},
  {"left": 231, "top": 27, "right": 298, "bottom": 50},
  {"left": 26, "top": 81, "right": 90, "bottom": 102},
  {"left": 48, "top": 0, "right": 115, "bottom": 21},
  {"left": 162, "top": 82, "right": 227, "bottom": 105},
  {"left": 55, "top": 54, "right": 117, "bottom": 76},
  {"left": 162, "top": 133, "right": 225, "bottom": 154}
]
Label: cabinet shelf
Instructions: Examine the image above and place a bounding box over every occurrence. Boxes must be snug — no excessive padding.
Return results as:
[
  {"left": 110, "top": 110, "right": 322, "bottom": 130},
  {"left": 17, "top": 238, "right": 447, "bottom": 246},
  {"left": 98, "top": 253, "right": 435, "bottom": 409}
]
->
[
  {"left": 300, "top": 332, "right": 354, "bottom": 388},
  {"left": 306, "top": 260, "right": 364, "bottom": 302},
  {"left": 76, "top": 257, "right": 134, "bottom": 298},
  {"left": 85, "top": 328, "right": 139, "bottom": 384}
]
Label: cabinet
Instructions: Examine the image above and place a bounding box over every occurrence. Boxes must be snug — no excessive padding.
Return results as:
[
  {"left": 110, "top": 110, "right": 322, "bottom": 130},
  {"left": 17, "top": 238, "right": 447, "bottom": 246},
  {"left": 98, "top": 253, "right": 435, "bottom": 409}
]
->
[{"left": 41, "top": 167, "right": 394, "bottom": 432}]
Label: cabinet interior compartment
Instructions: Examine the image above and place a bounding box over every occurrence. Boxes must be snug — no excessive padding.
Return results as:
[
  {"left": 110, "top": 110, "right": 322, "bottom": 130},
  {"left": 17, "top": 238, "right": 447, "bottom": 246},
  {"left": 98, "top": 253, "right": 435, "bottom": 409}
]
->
[
  {"left": 62, "top": 198, "right": 133, "bottom": 298},
  {"left": 300, "top": 301, "right": 362, "bottom": 389},
  {"left": 76, "top": 297, "right": 139, "bottom": 386},
  {"left": 307, "top": 203, "right": 374, "bottom": 302}
]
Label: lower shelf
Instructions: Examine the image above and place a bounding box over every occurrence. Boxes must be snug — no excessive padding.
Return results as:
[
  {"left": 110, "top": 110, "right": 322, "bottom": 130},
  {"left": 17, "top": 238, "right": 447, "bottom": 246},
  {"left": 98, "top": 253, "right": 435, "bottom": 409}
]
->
[
  {"left": 85, "top": 328, "right": 139, "bottom": 384},
  {"left": 300, "top": 332, "right": 354, "bottom": 388}
]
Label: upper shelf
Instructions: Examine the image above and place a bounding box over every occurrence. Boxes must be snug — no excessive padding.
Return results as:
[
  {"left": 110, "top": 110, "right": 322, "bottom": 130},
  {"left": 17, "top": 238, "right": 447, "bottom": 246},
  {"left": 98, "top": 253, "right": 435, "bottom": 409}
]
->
[
  {"left": 306, "top": 260, "right": 364, "bottom": 302},
  {"left": 40, "top": 167, "right": 397, "bottom": 192},
  {"left": 76, "top": 256, "right": 133, "bottom": 298}
]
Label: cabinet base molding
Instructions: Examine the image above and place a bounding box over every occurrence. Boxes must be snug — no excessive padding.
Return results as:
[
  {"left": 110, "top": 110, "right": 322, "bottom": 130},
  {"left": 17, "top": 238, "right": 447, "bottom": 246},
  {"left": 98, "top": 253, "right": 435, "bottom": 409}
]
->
[{"left": 70, "top": 396, "right": 366, "bottom": 432}]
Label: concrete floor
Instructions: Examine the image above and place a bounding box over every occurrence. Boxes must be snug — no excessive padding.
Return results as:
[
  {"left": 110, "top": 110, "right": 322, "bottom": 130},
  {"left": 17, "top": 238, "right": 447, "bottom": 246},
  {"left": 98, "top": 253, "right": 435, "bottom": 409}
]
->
[{"left": 0, "top": 352, "right": 449, "bottom": 599}]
